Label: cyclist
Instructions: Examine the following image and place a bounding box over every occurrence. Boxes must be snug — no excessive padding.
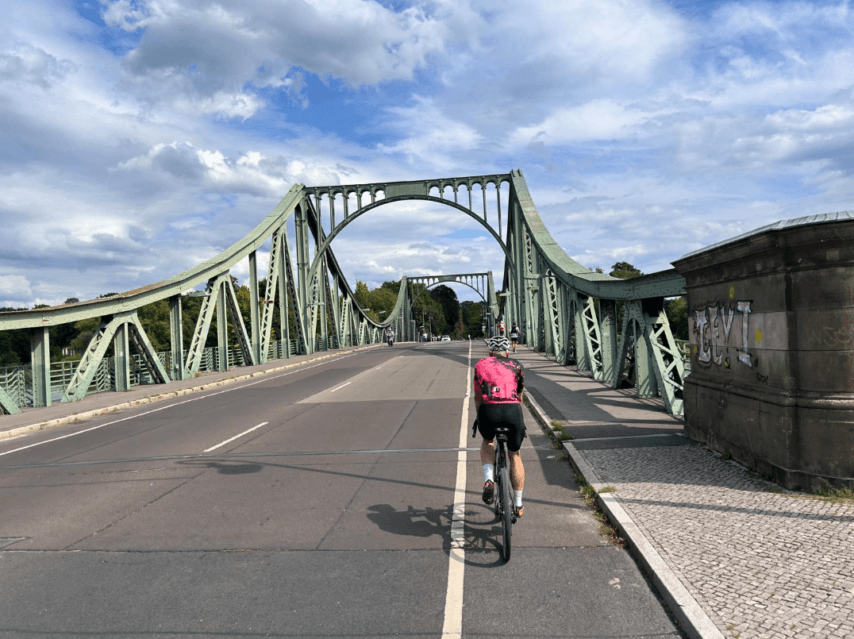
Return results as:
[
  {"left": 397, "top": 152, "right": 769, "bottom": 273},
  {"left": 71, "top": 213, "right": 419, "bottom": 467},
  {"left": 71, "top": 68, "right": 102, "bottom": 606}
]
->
[
  {"left": 509, "top": 323, "right": 519, "bottom": 353},
  {"left": 473, "top": 336, "right": 526, "bottom": 517}
]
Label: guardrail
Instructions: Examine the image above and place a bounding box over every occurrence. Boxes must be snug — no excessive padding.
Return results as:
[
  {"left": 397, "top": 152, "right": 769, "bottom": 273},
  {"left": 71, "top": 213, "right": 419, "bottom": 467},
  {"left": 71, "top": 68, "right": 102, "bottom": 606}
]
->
[{"left": 0, "top": 339, "right": 301, "bottom": 408}]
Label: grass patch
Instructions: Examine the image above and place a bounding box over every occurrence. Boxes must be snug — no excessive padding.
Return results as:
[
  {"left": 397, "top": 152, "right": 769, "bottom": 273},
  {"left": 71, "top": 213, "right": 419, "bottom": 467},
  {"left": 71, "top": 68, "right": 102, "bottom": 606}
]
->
[
  {"left": 814, "top": 487, "right": 854, "bottom": 503},
  {"left": 550, "top": 420, "right": 574, "bottom": 441},
  {"left": 573, "top": 475, "right": 625, "bottom": 547}
]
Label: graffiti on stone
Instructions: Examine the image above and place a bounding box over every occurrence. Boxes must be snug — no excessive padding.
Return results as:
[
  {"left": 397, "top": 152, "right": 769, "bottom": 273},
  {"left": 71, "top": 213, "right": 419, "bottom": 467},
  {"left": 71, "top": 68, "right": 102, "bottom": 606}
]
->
[
  {"left": 804, "top": 324, "right": 854, "bottom": 349},
  {"left": 694, "top": 301, "right": 753, "bottom": 369}
]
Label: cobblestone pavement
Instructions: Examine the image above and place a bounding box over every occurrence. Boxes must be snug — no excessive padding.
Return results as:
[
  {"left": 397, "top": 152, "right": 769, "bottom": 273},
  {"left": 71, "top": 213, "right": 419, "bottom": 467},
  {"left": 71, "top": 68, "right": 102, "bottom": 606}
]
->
[
  {"left": 511, "top": 346, "right": 854, "bottom": 639},
  {"left": 580, "top": 443, "right": 854, "bottom": 639}
]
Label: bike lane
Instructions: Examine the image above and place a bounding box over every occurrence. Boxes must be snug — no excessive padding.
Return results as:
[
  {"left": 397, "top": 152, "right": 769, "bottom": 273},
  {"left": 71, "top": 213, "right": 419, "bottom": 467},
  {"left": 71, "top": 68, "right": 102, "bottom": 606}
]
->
[{"left": 459, "top": 341, "right": 681, "bottom": 638}]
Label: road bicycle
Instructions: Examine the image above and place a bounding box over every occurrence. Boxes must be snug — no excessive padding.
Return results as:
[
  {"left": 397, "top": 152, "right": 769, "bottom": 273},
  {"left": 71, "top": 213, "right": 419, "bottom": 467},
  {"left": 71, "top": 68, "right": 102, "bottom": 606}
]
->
[{"left": 493, "top": 425, "right": 516, "bottom": 561}]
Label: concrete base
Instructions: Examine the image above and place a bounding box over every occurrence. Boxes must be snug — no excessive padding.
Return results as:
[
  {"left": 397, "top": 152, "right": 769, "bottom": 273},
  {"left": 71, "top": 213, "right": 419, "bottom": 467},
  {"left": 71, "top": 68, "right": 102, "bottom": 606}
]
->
[{"left": 684, "top": 376, "right": 854, "bottom": 492}]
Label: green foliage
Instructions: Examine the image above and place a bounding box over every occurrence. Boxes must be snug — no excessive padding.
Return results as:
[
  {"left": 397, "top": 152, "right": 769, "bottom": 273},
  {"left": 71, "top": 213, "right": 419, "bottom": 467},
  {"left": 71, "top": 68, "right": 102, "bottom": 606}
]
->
[
  {"left": 411, "top": 290, "right": 446, "bottom": 335},
  {"left": 354, "top": 280, "right": 397, "bottom": 322},
  {"left": 665, "top": 296, "right": 688, "bottom": 341},
  {"left": 137, "top": 300, "right": 171, "bottom": 352},
  {"left": 430, "top": 285, "right": 460, "bottom": 332},
  {"left": 609, "top": 262, "right": 643, "bottom": 279},
  {"left": 69, "top": 317, "right": 102, "bottom": 353},
  {"left": 0, "top": 308, "right": 29, "bottom": 366},
  {"left": 461, "top": 300, "right": 486, "bottom": 338}
]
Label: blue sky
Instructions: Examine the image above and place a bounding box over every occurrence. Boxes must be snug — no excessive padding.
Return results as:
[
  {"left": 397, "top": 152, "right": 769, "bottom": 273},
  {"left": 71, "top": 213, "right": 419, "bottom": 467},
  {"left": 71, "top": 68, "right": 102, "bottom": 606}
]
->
[{"left": 3, "top": 0, "right": 854, "bottom": 306}]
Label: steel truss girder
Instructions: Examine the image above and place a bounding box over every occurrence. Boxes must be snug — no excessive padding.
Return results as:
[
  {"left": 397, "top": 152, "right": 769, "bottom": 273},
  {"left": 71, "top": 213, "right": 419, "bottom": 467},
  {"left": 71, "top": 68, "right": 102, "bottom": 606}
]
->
[
  {"left": 613, "top": 301, "right": 684, "bottom": 415},
  {"left": 0, "top": 385, "right": 21, "bottom": 415},
  {"left": 579, "top": 295, "right": 605, "bottom": 380},
  {"left": 185, "top": 274, "right": 228, "bottom": 376},
  {"left": 61, "top": 310, "right": 171, "bottom": 403},
  {"left": 282, "top": 232, "right": 308, "bottom": 355},
  {"left": 259, "top": 228, "right": 284, "bottom": 363},
  {"left": 542, "top": 275, "right": 561, "bottom": 359},
  {"left": 184, "top": 273, "right": 255, "bottom": 376},
  {"left": 223, "top": 276, "right": 255, "bottom": 367}
]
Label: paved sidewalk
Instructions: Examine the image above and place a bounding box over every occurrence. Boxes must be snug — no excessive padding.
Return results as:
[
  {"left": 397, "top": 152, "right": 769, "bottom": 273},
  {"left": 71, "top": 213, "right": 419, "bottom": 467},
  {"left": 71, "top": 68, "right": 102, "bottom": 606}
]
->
[
  {"left": 0, "top": 344, "right": 384, "bottom": 441},
  {"left": 513, "top": 347, "right": 854, "bottom": 639}
]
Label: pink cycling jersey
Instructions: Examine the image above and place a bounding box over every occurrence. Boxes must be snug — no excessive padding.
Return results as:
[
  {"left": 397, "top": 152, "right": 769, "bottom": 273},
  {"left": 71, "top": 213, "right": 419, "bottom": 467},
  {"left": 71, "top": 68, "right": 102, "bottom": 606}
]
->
[{"left": 473, "top": 356, "right": 524, "bottom": 406}]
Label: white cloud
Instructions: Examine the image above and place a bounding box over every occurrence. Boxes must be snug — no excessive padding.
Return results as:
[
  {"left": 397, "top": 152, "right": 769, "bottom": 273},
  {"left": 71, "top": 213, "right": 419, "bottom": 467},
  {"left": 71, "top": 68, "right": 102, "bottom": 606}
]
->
[
  {"left": 0, "top": 275, "right": 32, "bottom": 298},
  {"left": 511, "top": 99, "right": 653, "bottom": 145},
  {"left": 6, "top": 0, "right": 854, "bottom": 311}
]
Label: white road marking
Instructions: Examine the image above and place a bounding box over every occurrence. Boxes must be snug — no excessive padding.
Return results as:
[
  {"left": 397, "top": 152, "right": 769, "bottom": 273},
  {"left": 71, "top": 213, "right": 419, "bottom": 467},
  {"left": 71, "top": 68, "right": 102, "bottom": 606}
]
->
[
  {"left": 442, "top": 340, "right": 471, "bottom": 638},
  {"left": 329, "top": 382, "right": 351, "bottom": 393},
  {"left": 203, "top": 422, "right": 269, "bottom": 453},
  {"left": 0, "top": 352, "right": 366, "bottom": 459}
]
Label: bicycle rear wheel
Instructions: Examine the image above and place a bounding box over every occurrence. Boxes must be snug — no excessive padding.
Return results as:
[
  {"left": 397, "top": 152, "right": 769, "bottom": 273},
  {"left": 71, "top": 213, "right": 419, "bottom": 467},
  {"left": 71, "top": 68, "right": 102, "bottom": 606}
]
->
[{"left": 499, "top": 462, "right": 512, "bottom": 561}]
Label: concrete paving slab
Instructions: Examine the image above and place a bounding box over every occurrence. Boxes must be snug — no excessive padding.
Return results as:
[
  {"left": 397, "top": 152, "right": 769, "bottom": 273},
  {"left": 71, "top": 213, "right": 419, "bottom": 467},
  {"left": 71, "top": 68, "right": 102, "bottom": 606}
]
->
[{"left": 515, "top": 346, "right": 854, "bottom": 639}]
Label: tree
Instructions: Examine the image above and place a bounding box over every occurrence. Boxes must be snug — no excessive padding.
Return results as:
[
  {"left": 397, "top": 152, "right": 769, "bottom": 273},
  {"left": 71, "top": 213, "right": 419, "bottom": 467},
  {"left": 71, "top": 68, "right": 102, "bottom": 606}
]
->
[
  {"left": 461, "top": 300, "right": 485, "bottom": 338},
  {"left": 430, "top": 285, "right": 460, "bottom": 333},
  {"left": 137, "top": 300, "right": 171, "bottom": 353},
  {"left": 411, "top": 292, "right": 445, "bottom": 336},
  {"left": 665, "top": 297, "right": 688, "bottom": 341},
  {"left": 0, "top": 308, "right": 29, "bottom": 366},
  {"left": 609, "top": 262, "right": 643, "bottom": 279}
]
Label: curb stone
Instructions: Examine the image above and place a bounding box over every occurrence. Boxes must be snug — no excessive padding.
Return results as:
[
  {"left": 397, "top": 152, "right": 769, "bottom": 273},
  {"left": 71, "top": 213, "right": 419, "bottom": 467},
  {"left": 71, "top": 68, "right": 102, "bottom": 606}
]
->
[
  {"left": 522, "top": 392, "right": 725, "bottom": 639},
  {"left": 0, "top": 345, "right": 383, "bottom": 443}
]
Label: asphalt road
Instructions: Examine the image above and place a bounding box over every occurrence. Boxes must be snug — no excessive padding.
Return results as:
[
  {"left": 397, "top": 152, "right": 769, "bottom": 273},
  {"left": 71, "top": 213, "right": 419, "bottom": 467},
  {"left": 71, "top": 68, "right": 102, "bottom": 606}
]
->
[{"left": 0, "top": 341, "right": 682, "bottom": 638}]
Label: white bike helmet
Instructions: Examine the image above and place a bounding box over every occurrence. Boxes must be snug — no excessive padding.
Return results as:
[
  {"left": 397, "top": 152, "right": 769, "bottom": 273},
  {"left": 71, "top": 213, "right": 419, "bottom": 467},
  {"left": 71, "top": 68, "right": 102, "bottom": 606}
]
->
[{"left": 487, "top": 336, "right": 511, "bottom": 352}]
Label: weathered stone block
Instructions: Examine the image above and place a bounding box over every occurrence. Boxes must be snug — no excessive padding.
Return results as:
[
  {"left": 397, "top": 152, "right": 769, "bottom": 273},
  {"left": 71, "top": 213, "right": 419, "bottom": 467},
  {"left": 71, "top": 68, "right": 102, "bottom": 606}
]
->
[{"left": 674, "top": 214, "right": 854, "bottom": 491}]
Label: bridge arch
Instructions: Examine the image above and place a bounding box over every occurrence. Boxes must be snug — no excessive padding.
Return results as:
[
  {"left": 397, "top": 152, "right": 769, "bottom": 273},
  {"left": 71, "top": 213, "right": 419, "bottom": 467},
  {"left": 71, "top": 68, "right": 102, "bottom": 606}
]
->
[
  {"left": 304, "top": 194, "right": 514, "bottom": 291},
  {"left": 409, "top": 279, "right": 486, "bottom": 306}
]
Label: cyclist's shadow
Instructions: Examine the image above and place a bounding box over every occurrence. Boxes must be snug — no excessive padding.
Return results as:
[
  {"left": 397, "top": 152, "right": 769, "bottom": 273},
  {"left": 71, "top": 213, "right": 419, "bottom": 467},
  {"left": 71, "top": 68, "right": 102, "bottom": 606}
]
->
[
  {"left": 366, "top": 503, "right": 506, "bottom": 567},
  {"left": 367, "top": 504, "right": 452, "bottom": 540}
]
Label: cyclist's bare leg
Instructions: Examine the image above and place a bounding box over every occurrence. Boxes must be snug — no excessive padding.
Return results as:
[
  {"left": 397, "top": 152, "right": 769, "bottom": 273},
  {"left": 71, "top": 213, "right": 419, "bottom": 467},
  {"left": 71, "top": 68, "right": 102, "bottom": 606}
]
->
[
  {"left": 480, "top": 438, "right": 497, "bottom": 503},
  {"left": 480, "top": 439, "right": 495, "bottom": 465},
  {"left": 509, "top": 450, "right": 525, "bottom": 492}
]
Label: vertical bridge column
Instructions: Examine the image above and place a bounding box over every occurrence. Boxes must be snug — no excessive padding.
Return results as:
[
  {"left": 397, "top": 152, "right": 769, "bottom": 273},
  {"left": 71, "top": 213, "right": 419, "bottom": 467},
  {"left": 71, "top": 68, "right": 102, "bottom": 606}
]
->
[
  {"left": 31, "top": 326, "right": 51, "bottom": 407},
  {"left": 114, "top": 322, "right": 131, "bottom": 392},
  {"left": 169, "top": 295, "right": 185, "bottom": 380}
]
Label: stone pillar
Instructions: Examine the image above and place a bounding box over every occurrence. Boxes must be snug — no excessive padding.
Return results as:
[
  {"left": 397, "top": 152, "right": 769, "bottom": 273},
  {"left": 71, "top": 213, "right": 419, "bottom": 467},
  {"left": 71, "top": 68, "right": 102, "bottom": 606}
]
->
[{"left": 673, "top": 214, "right": 854, "bottom": 491}]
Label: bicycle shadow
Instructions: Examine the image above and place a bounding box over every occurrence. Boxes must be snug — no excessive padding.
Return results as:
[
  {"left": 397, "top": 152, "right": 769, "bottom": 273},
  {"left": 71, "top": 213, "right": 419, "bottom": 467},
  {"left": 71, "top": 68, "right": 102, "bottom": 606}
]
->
[{"left": 366, "top": 502, "right": 510, "bottom": 568}]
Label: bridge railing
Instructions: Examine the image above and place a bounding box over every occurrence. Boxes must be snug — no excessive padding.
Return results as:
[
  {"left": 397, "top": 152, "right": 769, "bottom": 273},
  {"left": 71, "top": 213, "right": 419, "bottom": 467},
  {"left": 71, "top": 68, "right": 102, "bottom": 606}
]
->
[{"left": 0, "top": 339, "right": 305, "bottom": 408}]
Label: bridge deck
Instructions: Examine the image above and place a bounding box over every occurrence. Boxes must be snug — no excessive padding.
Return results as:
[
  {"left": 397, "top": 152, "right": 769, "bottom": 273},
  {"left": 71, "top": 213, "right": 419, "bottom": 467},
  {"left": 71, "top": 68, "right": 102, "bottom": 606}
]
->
[
  {"left": 0, "top": 342, "right": 678, "bottom": 637},
  {"left": 2, "top": 342, "right": 848, "bottom": 638}
]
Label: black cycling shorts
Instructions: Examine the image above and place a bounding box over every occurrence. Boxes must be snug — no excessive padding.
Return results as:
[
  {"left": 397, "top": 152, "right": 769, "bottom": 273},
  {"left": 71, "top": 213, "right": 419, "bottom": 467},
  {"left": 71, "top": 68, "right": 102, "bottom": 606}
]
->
[{"left": 476, "top": 402, "right": 526, "bottom": 452}]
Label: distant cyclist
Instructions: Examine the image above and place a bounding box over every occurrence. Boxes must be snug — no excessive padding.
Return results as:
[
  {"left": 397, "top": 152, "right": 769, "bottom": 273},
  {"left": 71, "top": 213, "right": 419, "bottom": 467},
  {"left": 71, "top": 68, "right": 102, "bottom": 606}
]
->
[
  {"left": 509, "top": 324, "right": 519, "bottom": 353},
  {"left": 472, "top": 336, "right": 526, "bottom": 517}
]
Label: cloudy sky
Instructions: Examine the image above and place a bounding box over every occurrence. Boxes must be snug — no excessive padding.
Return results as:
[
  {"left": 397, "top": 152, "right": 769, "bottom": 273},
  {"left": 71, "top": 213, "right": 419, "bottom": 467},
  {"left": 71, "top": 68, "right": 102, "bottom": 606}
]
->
[{"left": 2, "top": 0, "right": 854, "bottom": 308}]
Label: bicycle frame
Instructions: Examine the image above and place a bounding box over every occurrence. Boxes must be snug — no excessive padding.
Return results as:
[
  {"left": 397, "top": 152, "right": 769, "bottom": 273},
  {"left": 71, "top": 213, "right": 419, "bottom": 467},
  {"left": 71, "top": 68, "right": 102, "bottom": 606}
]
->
[{"left": 493, "top": 426, "right": 515, "bottom": 561}]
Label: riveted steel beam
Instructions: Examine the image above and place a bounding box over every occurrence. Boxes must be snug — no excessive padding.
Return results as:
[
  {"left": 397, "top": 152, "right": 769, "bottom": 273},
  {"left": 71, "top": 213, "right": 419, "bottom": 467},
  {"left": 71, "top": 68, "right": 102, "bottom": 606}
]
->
[
  {"left": 0, "top": 385, "right": 21, "bottom": 415},
  {"left": 259, "top": 229, "right": 282, "bottom": 363},
  {"left": 579, "top": 295, "right": 604, "bottom": 380},
  {"left": 127, "top": 313, "right": 171, "bottom": 385},
  {"left": 249, "top": 250, "right": 261, "bottom": 364},
  {"left": 31, "top": 326, "right": 51, "bottom": 407},
  {"left": 224, "top": 276, "right": 254, "bottom": 368},
  {"left": 0, "top": 186, "right": 305, "bottom": 331},
  {"left": 169, "top": 295, "right": 185, "bottom": 380},
  {"left": 61, "top": 312, "right": 135, "bottom": 402},
  {"left": 114, "top": 322, "right": 131, "bottom": 392},
  {"left": 186, "top": 274, "right": 227, "bottom": 376},
  {"left": 639, "top": 300, "right": 685, "bottom": 415},
  {"left": 600, "top": 300, "right": 619, "bottom": 386}
]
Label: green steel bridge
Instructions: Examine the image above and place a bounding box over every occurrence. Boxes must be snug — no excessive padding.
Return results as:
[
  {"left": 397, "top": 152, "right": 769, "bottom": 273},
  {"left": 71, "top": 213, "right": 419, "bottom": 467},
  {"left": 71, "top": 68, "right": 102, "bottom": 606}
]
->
[{"left": 0, "top": 170, "right": 687, "bottom": 418}]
